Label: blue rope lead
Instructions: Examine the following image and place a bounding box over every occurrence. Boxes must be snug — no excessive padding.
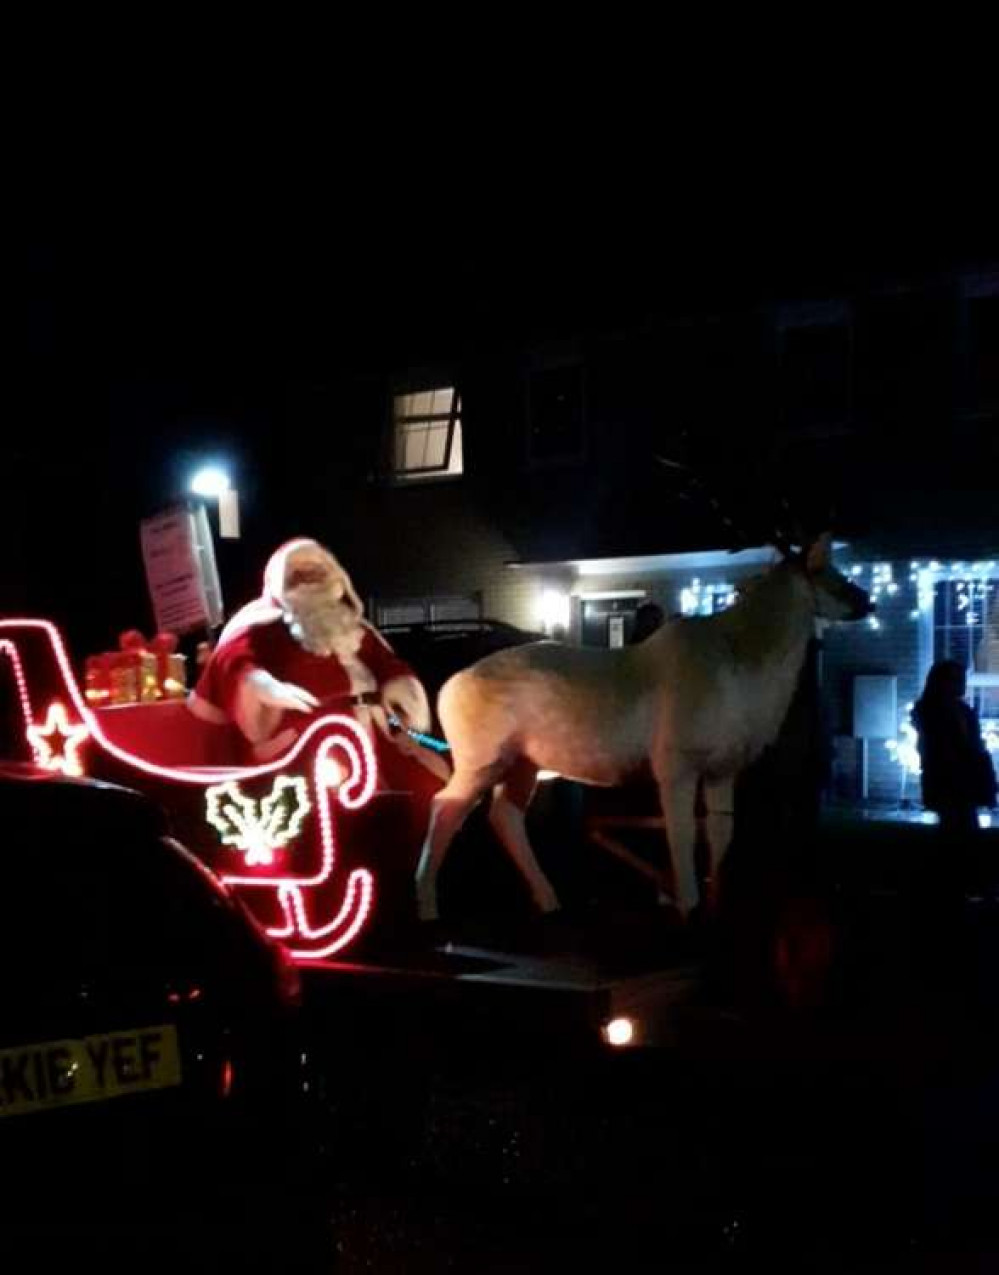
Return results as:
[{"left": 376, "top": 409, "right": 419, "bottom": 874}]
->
[
  {"left": 407, "top": 727, "right": 451, "bottom": 754},
  {"left": 389, "top": 715, "right": 452, "bottom": 753}
]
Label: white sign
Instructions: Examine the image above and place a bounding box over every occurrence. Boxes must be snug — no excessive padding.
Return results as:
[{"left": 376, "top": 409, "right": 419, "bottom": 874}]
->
[{"left": 140, "top": 505, "right": 224, "bottom": 635}]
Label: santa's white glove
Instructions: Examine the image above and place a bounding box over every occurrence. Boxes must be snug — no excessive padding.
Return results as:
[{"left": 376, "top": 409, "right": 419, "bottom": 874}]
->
[{"left": 244, "top": 669, "right": 320, "bottom": 714}]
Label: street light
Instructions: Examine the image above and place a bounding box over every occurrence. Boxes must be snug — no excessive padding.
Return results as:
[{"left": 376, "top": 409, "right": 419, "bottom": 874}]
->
[{"left": 189, "top": 465, "right": 231, "bottom": 499}]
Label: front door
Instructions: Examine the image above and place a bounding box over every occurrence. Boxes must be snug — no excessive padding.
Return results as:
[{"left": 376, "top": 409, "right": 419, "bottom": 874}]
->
[{"left": 580, "top": 598, "right": 640, "bottom": 648}]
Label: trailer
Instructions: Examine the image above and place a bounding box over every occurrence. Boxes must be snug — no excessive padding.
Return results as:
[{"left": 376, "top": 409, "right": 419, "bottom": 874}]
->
[{"left": 1, "top": 616, "right": 708, "bottom": 1051}]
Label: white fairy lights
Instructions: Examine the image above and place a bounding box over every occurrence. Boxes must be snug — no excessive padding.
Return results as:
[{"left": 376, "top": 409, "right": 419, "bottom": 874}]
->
[{"left": 679, "top": 580, "right": 737, "bottom": 617}]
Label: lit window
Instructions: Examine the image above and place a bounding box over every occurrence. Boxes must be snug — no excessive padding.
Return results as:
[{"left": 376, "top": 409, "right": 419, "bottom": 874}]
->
[
  {"left": 391, "top": 387, "right": 463, "bottom": 482},
  {"left": 931, "top": 572, "right": 999, "bottom": 729}
]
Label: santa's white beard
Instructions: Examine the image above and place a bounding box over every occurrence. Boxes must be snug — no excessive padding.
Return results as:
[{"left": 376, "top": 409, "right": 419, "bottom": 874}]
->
[{"left": 285, "top": 585, "right": 363, "bottom": 658}]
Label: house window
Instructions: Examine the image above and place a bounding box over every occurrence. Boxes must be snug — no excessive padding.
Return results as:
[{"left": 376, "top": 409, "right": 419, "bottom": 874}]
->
[
  {"left": 929, "top": 572, "right": 999, "bottom": 724},
  {"left": 777, "top": 301, "right": 852, "bottom": 433},
  {"left": 391, "top": 386, "right": 463, "bottom": 481},
  {"left": 375, "top": 594, "right": 482, "bottom": 627},
  {"left": 528, "top": 363, "right": 585, "bottom": 463}
]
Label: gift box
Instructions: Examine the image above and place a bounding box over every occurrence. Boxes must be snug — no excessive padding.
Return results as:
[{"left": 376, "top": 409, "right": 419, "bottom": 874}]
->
[
  {"left": 84, "top": 654, "right": 114, "bottom": 706},
  {"left": 111, "top": 635, "right": 159, "bottom": 704},
  {"left": 87, "top": 631, "right": 188, "bottom": 706},
  {"left": 149, "top": 633, "right": 188, "bottom": 701}
]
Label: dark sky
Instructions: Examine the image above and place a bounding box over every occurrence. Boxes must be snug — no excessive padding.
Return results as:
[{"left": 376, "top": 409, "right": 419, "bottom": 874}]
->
[
  {"left": 17, "top": 154, "right": 998, "bottom": 641},
  {"left": 32, "top": 201, "right": 989, "bottom": 376}
]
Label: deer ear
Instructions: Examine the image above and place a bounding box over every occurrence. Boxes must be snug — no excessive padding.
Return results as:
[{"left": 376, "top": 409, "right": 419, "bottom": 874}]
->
[{"left": 806, "top": 532, "right": 833, "bottom": 574}]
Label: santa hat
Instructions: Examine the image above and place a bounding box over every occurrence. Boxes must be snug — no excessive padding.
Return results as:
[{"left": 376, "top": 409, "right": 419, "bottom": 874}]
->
[{"left": 217, "top": 538, "right": 364, "bottom": 645}]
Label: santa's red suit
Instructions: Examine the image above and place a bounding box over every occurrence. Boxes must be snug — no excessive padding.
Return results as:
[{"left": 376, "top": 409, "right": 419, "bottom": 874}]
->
[{"left": 189, "top": 540, "right": 448, "bottom": 804}]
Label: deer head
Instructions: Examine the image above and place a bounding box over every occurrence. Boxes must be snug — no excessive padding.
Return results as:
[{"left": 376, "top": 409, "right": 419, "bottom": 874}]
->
[{"left": 783, "top": 532, "right": 873, "bottom": 622}]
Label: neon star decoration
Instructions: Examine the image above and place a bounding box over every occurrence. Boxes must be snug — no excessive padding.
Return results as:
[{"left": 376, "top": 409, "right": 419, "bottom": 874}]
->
[
  {"left": 206, "top": 775, "right": 312, "bottom": 867},
  {"left": 26, "top": 701, "right": 90, "bottom": 777}
]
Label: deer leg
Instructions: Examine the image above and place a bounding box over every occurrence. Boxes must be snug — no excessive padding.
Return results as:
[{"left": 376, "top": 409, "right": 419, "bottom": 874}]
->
[
  {"left": 702, "top": 776, "right": 735, "bottom": 912},
  {"left": 654, "top": 769, "right": 699, "bottom": 918},
  {"left": 488, "top": 760, "right": 559, "bottom": 913},
  {"left": 415, "top": 770, "right": 494, "bottom": 921}
]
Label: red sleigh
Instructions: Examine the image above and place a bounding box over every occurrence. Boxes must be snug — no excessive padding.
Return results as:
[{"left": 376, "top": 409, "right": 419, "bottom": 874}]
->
[{"left": 0, "top": 618, "right": 398, "bottom": 961}]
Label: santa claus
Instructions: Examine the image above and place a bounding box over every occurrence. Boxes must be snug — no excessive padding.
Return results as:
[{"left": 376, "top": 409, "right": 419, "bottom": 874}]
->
[{"left": 189, "top": 539, "right": 447, "bottom": 791}]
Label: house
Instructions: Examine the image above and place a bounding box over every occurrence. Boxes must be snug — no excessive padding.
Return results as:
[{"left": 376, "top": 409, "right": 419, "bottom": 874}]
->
[{"left": 292, "top": 261, "right": 999, "bottom": 809}]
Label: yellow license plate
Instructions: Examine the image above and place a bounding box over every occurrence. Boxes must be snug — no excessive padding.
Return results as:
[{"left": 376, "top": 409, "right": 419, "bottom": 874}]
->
[{"left": 0, "top": 1025, "right": 182, "bottom": 1120}]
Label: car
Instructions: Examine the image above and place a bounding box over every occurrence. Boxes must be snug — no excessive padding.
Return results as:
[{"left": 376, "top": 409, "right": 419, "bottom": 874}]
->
[
  {"left": 0, "top": 764, "right": 311, "bottom": 1241},
  {"left": 380, "top": 618, "right": 545, "bottom": 713}
]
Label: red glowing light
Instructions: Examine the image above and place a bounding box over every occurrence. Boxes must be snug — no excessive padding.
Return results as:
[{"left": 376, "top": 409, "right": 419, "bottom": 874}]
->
[
  {"left": 0, "top": 619, "right": 380, "bottom": 959},
  {"left": 0, "top": 638, "right": 38, "bottom": 739},
  {"left": 26, "top": 701, "right": 90, "bottom": 776},
  {"left": 274, "top": 868, "right": 376, "bottom": 960},
  {"left": 0, "top": 620, "right": 376, "bottom": 796},
  {"left": 167, "top": 986, "right": 203, "bottom": 1005}
]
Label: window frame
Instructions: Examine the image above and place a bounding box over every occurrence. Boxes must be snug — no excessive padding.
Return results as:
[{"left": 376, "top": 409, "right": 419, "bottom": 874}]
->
[
  {"left": 388, "top": 382, "right": 464, "bottom": 484},
  {"left": 918, "top": 564, "right": 999, "bottom": 727}
]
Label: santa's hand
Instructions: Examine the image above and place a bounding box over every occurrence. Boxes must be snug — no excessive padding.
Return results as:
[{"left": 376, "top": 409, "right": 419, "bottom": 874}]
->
[
  {"left": 381, "top": 676, "right": 431, "bottom": 734},
  {"left": 244, "top": 669, "right": 320, "bottom": 714},
  {"left": 383, "top": 698, "right": 410, "bottom": 729}
]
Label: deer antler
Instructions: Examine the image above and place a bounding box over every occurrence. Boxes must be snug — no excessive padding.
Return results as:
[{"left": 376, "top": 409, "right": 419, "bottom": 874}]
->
[{"left": 654, "top": 455, "right": 753, "bottom": 551}]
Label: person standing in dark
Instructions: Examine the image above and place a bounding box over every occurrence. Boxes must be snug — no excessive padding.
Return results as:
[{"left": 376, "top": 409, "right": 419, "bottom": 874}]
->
[
  {"left": 912, "top": 660, "right": 997, "bottom": 844},
  {"left": 631, "top": 601, "right": 665, "bottom": 644}
]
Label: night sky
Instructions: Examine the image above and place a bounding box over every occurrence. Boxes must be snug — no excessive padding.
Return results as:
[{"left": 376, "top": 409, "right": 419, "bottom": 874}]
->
[{"left": 18, "top": 156, "right": 998, "bottom": 648}]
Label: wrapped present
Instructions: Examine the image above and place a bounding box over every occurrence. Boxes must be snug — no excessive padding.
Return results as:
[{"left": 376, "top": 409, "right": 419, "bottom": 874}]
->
[
  {"left": 84, "top": 653, "right": 114, "bottom": 705},
  {"left": 89, "top": 631, "right": 188, "bottom": 706},
  {"left": 111, "top": 642, "right": 158, "bottom": 705},
  {"left": 149, "top": 632, "right": 188, "bottom": 701}
]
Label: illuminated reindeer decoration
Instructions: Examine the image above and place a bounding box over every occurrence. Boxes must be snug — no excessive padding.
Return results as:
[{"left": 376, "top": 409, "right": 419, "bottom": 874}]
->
[{"left": 415, "top": 527, "right": 871, "bottom": 922}]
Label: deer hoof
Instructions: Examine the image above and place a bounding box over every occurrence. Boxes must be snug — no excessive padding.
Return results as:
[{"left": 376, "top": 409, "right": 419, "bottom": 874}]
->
[{"left": 535, "top": 890, "right": 561, "bottom": 914}]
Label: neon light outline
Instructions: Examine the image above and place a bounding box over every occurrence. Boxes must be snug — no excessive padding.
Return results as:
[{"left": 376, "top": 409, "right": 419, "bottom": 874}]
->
[
  {"left": 0, "top": 619, "right": 379, "bottom": 957},
  {"left": 26, "top": 701, "right": 90, "bottom": 777},
  {"left": 0, "top": 620, "right": 375, "bottom": 797},
  {"left": 275, "top": 870, "right": 376, "bottom": 961},
  {"left": 0, "top": 638, "right": 37, "bottom": 739}
]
